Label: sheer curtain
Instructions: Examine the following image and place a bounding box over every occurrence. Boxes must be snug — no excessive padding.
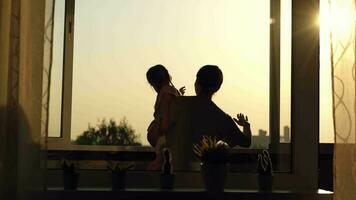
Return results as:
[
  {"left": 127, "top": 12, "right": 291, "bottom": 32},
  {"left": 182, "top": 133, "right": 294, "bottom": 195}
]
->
[
  {"left": 330, "top": 0, "right": 356, "bottom": 199},
  {"left": 0, "top": 0, "right": 54, "bottom": 199}
]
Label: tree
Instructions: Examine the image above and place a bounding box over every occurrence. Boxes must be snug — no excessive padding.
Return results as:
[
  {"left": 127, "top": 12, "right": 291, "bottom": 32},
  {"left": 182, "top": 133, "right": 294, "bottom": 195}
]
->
[{"left": 73, "top": 118, "right": 142, "bottom": 146}]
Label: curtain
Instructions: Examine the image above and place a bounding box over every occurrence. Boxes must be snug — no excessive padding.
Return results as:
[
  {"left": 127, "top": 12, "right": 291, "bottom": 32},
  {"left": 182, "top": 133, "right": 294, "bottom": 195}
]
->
[
  {"left": 0, "top": 0, "right": 54, "bottom": 199},
  {"left": 330, "top": 0, "right": 356, "bottom": 199}
]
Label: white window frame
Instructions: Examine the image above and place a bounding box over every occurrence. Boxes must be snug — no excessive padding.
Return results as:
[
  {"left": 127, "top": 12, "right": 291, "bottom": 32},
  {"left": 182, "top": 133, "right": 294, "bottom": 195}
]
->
[{"left": 47, "top": 0, "right": 319, "bottom": 191}]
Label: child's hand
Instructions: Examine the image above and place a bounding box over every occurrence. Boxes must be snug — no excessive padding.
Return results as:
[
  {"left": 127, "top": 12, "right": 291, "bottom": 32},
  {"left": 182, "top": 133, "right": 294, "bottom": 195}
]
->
[{"left": 179, "top": 86, "right": 186, "bottom": 95}]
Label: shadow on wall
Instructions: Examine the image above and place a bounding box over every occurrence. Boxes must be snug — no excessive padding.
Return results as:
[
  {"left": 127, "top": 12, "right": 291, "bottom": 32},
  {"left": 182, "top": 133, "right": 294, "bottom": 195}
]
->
[{"left": 0, "top": 106, "right": 43, "bottom": 199}]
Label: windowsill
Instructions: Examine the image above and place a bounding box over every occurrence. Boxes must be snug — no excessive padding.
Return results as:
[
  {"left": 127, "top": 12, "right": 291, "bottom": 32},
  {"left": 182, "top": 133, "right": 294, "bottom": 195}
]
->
[
  {"left": 36, "top": 188, "right": 333, "bottom": 200},
  {"left": 47, "top": 149, "right": 155, "bottom": 161},
  {"left": 46, "top": 148, "right": 292, "bottom": 172}
]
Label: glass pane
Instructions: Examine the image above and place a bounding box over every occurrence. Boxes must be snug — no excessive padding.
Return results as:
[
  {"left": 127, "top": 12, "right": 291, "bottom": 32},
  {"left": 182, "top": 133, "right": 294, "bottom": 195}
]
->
[
  {"left": 319, "top": 0, "right": 335, "bottom": 143},
  {"left": 48, "top": 0, "right": 65, "bottom": 137},
  {"left": 280, "top": 0, "right": 291, "bottom": 144},
  {"left": 71, "top": 0, "right": 270, "bottom": 147},
  {"left": 272, "top": 0, "right": 292, "bottom": 173}
]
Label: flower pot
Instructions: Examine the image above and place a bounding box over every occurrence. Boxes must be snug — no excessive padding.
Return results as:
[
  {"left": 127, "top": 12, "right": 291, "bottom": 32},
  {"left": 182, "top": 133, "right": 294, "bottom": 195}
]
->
[
  {"left": 111, "top": 171, "right": 127, "bottom": 190},
  {"left": 258, "top": 174, "right": 273, "bottom": 191},
  {"left": 63, "top": 173, "right": 79, "bottom": 190},
  {"left": 160, "top": 174, "right": 175, "bottom": 190},
  {"left": 200, "top": 163, "right": 228, "bottom": 192}
]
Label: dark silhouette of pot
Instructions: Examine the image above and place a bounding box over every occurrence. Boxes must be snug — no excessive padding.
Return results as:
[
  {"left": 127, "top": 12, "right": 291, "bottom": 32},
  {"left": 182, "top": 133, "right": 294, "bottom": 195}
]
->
[
  {"left": 111, "top": 171, "right": 127, "bottom": 190},
  {"left": 62, "top": 160, "right": 79, "bottom": 190},
  {"left": 193, "top": 136, "right": 230, "bottom": 192},
  {"left": 63, "top": 172, "right": 79, "bottom": 190},
  {"left": 258, "top": 174, "right": 273, "bottom": 191},
  {"left": 160, "top": 149, "right": 175, "bottom": 189},
  {"left": 160, "top": 174, "right": 175, "bottom": 189},
  {"left": 201, "top": 163, "right": 228, "bottom": 192},
  {"left": 108, "top": 162, "right": 135, "bottom": 190},
  {"left": 257, "top": 150, "right": 273, "bottom": 191}
]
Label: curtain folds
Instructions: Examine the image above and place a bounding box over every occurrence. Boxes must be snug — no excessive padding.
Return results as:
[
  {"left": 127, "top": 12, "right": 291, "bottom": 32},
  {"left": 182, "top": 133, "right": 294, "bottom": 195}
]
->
[
  {"left": 0, "top": 0, "right": 54, "bottom": 199},
  {"left": 330, "top": 0, "right": 356, "bottom": 199},
  {"left": 42, "top": 0, "right": 55, "bottom": 192}
]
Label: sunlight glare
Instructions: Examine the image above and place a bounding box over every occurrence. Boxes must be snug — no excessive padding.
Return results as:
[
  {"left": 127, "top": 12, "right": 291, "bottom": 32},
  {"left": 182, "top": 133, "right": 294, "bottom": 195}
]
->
[{"left": 318, "top": 2, "right": 356, "bottom": 34}]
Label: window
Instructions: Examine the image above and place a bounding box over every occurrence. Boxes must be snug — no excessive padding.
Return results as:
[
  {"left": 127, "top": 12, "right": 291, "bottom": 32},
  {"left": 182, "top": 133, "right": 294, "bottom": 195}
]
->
[
  {"left": 319, "top": 0, "right": 335, "bottom": 143},
  {"left": 47, "top": 0, "right": 319, "bottom": 191},
  {"left": 49, "top": 0, "right": 291, "bottom": 148},
  {"left": 49, "top": 0, "right": 292, "bottom": 168},
  {"left": 48, "top": 0, "right": 65, "bottom": 138}
]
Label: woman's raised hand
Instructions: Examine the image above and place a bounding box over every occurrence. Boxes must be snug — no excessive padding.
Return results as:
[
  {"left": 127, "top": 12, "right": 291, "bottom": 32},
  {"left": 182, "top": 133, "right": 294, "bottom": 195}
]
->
[{"left": 233, "top": 113, "right": 250, "bottom": 127}]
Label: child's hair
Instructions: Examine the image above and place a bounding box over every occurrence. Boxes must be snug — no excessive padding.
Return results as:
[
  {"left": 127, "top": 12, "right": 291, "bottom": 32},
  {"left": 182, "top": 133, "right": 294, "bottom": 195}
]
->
[
  {"left": 146, "top": 64, "right": 171, "bottom": 90},
  {"left": 196, "top": 65, "right": 223, "bottom": 94}
]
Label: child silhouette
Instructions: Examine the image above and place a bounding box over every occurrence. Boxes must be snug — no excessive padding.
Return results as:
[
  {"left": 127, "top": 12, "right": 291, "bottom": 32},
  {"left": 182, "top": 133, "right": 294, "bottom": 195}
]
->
[{"left": 146, "top": 64, "right": 185, "bottom": 170}]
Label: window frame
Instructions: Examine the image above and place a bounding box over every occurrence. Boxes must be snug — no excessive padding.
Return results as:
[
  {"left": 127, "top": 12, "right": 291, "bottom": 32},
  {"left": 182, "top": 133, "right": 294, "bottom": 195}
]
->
[
  {"left": 47, "top": 0, "right": 74, "bottom": 149},
  {"left": 48, "top": 0, "right": 285, "bottom": 151},
  {"left": 47, "top": 0, "right": 319, "bottom": 191}
]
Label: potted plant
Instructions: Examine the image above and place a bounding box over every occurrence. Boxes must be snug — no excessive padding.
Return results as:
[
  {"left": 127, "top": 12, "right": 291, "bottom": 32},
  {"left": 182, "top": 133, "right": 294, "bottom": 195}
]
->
[
  {"left": 193, "top": 135, "right": 230, "bottom": 192},
  {"left": 62, "top": 160, "right": 79, "bottom": 190},
  {"left": 160, "top": 148, "right": 175, "bottom": 190},
  {"left": 257, "top": 149, "right": 273, "bottom": 191},
  {"left": 107, "top": 162, "right": 135, "bottom": 190}
]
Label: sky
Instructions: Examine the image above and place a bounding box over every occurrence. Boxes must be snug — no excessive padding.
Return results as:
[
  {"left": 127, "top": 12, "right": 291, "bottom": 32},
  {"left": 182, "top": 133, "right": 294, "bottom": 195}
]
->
[{"left": 48, "top": 0, "right": 334, "bottom": 145}]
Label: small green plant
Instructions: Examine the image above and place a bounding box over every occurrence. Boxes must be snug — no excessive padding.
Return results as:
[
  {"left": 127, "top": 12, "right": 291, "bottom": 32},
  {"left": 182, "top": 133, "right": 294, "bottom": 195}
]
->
[
  {"left": 107, "top": 162, "right": 135, "bottom": 173},
  {"left": 162, "top": 148, "right": 173, "bottom": 175},
  {"left": 193, "top": 135, "right": 229, "bottom": 164},
  {"left": 257, "top": 150, "right": 273, "bottom": 175}
]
